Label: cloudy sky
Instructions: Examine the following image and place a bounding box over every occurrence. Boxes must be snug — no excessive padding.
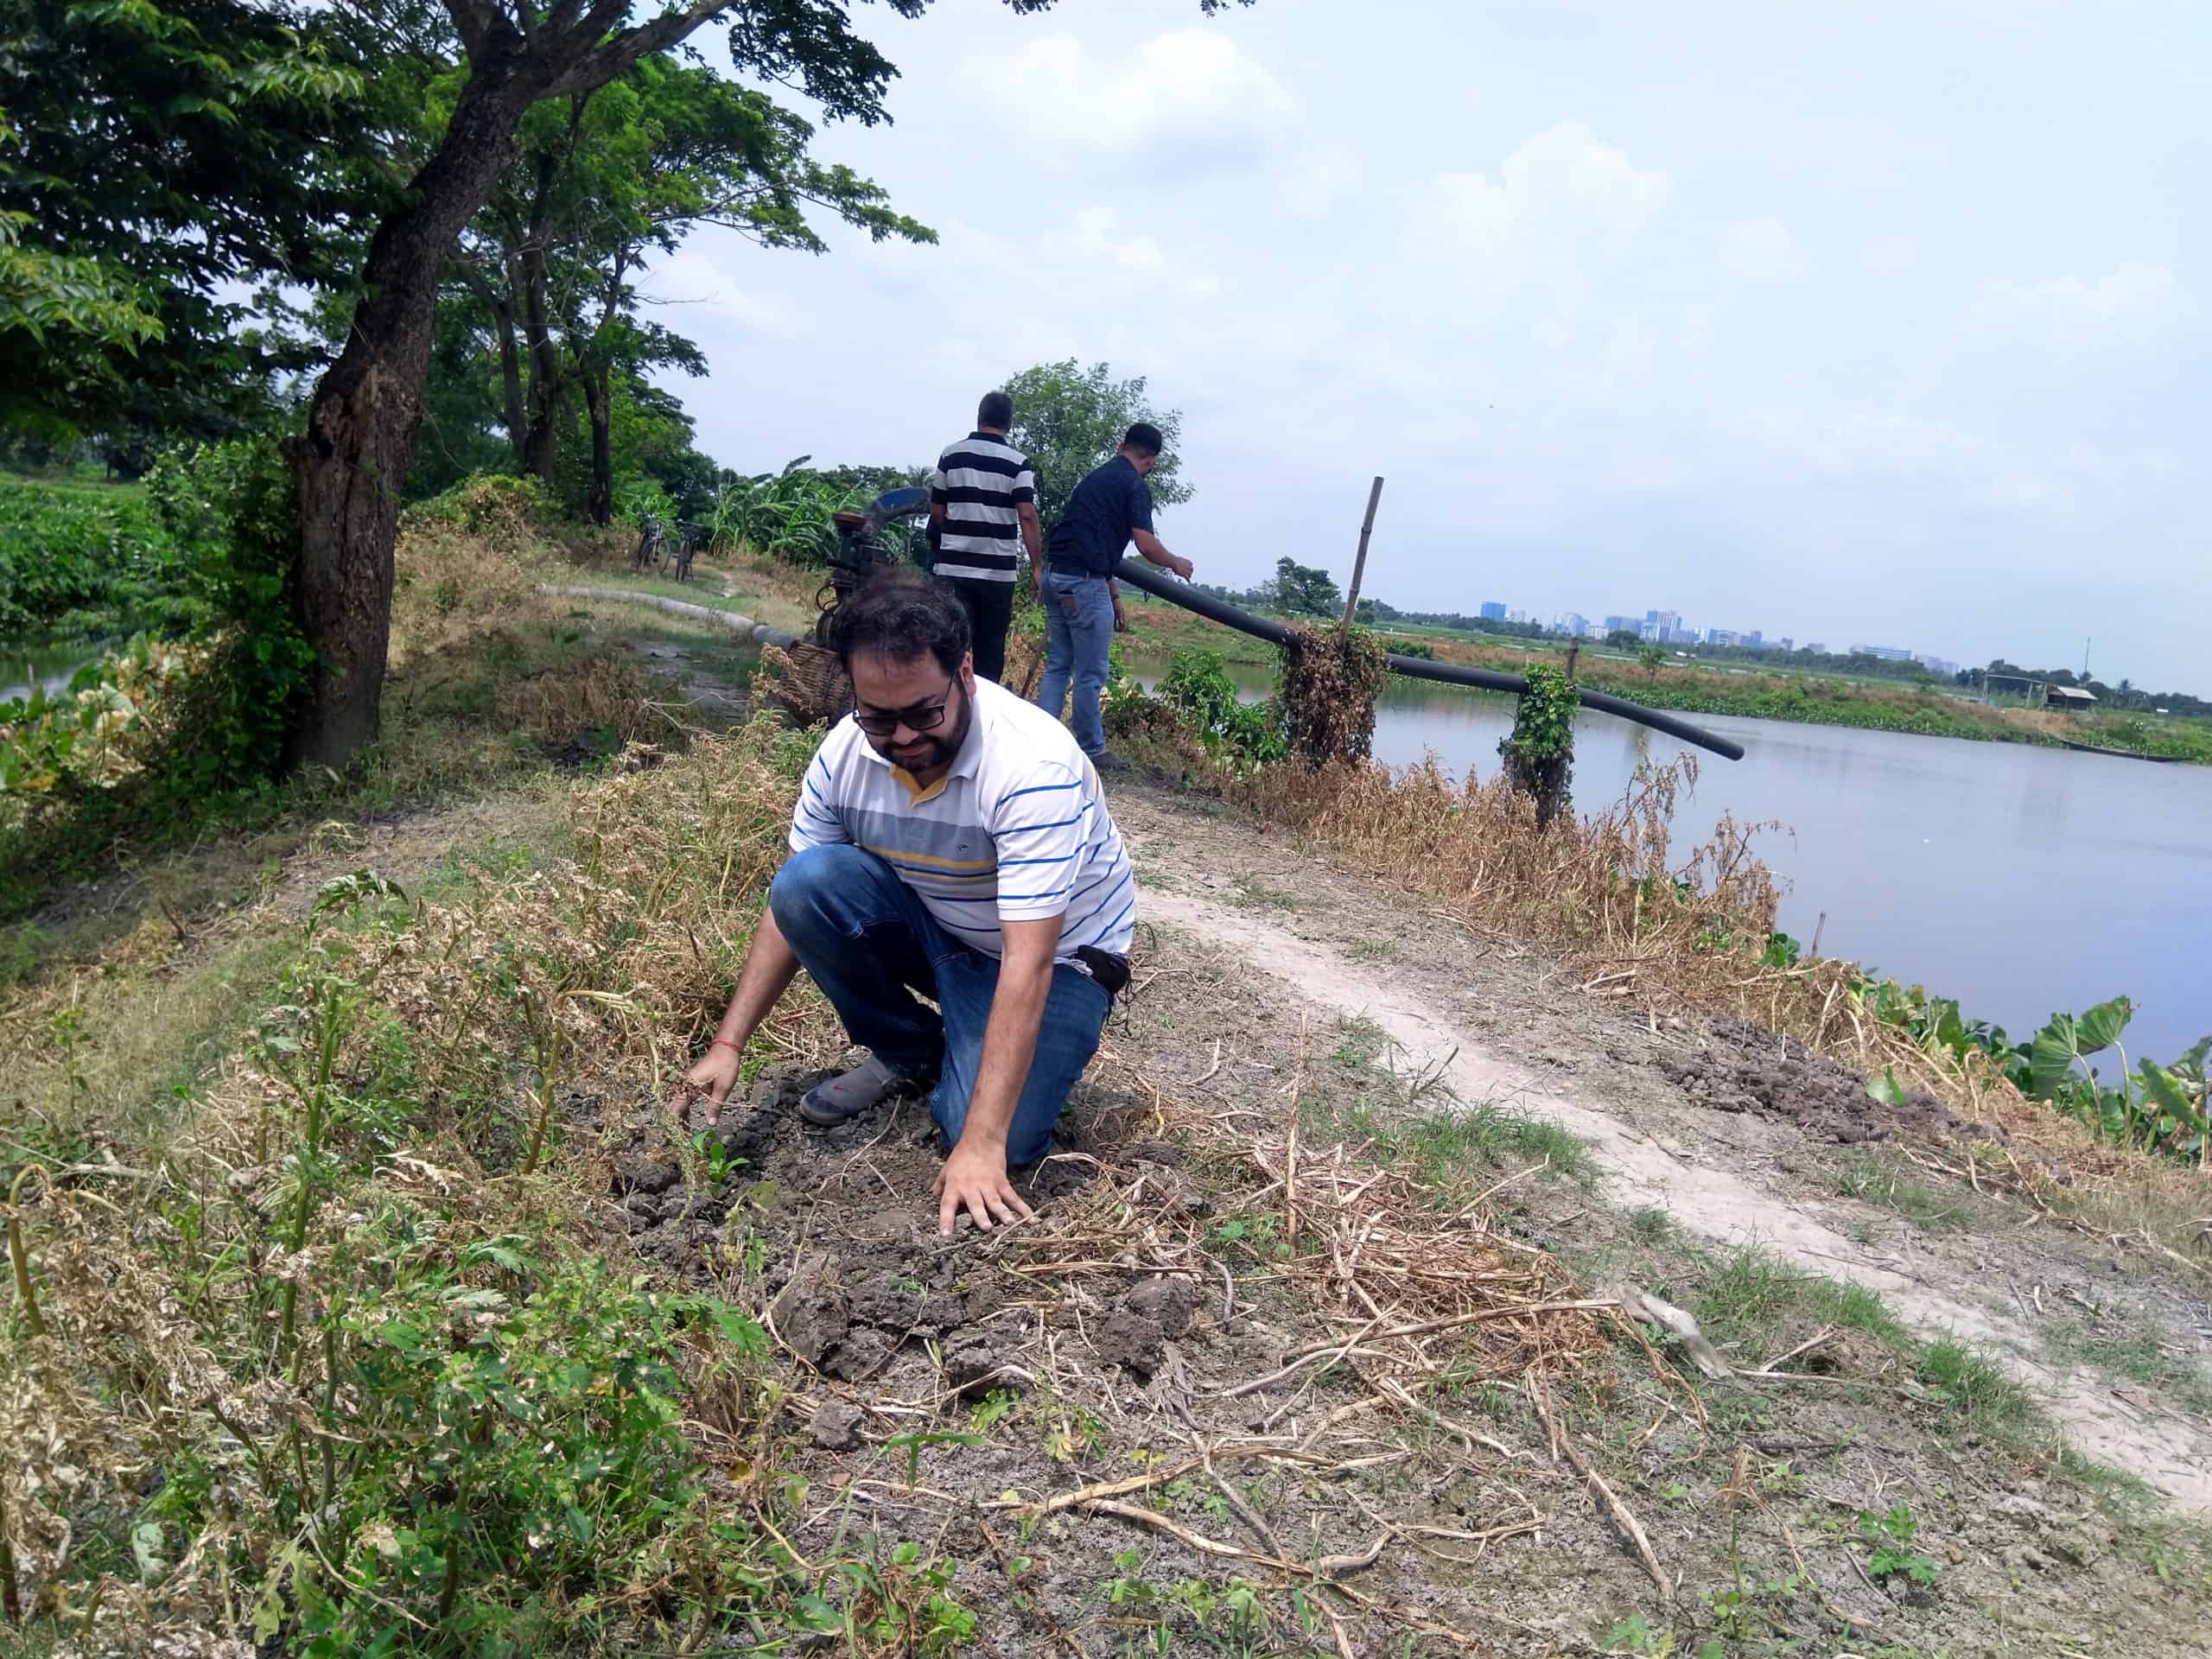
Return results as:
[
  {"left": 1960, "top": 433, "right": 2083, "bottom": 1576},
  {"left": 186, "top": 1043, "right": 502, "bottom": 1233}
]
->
[{"left": 643, "top": 0, "right": 2208, "bottom": 690}]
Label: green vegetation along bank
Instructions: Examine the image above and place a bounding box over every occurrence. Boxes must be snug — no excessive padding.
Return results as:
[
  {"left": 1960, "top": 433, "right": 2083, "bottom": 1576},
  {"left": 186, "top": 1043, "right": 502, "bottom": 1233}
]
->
[{"left": 1112, "top": 590, "right": 2212, "bottom": 763}]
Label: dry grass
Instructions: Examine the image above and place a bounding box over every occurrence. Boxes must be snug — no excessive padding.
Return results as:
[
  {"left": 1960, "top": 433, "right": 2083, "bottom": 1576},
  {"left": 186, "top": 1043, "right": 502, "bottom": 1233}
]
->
[
  {"left": 1120, "top": 728, "right": 2212, "bottom": 1260},
  {"left": 0, "top": 716, "right": 827, "bottom": 1649},
  {"left": 7, "top": 650, "right": 2203, "bottom": 1650},
  {"left": 0, "top": 702, "right": 1667, "bottom": 1654}
]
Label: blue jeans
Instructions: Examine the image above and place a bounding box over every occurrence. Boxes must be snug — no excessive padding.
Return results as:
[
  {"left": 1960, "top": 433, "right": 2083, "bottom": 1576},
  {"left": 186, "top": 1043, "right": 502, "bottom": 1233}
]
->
[
  {"left": 1037, "top": 567, "right": 1115, "bottom": 756},
  {"left": 768, "top": 844, "right": 1110, "bottom": 1165}
]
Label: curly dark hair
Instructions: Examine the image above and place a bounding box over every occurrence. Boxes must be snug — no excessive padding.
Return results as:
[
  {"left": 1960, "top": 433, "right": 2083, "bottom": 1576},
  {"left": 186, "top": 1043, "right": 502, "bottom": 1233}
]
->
[{"left": 830, "top": 566, "right": 970, "bottom": 678}]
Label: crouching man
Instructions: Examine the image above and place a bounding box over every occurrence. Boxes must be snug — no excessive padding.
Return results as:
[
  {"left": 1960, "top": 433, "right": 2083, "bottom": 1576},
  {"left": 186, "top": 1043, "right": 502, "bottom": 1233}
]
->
[{"left": 678, "top": 568, "right": 1135, "bottom": 1235}]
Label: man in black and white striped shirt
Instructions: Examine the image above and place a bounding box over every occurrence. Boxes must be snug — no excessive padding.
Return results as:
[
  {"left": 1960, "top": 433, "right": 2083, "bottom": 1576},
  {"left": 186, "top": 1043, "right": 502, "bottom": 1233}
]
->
[{"left": 928, "top": 390, "right": 1039, "bottom": 683}]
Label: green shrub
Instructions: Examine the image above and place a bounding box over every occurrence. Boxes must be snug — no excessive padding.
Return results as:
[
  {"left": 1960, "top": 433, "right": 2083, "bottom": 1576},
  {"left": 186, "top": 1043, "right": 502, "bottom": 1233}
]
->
[
  {"left": 143, "top": 436, "right": 315, "bottom": 787},
  {"left": 1, "top": 440, "right": 309, "bottom": 909},
  {"left": 1498, "top": 663, "right": 1577, "bottom": 827},
  {"left": 415, "top": 471, "right": 562, "bottom": 540},
  {"left": 0, "top": 474, "right": 183, "bottom": 632},
  {"left": 1160, "top": 648, "right": 1286, "bottom": 765}
]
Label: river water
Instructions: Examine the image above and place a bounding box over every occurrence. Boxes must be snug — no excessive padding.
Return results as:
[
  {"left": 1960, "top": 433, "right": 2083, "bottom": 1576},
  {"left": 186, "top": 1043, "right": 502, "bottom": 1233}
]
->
[
  {"left": 1138, "top": 660, "right": 2212, "bottom": 1064},
  {"left": 1, "top": 638, "right": 105, "bottom": 706}
]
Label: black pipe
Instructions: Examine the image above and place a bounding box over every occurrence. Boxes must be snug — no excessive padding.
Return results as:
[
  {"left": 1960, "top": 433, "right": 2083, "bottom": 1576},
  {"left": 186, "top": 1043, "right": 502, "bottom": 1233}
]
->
[{"left": 1111, "top": 556, "right": 1747, "bottom": 762}]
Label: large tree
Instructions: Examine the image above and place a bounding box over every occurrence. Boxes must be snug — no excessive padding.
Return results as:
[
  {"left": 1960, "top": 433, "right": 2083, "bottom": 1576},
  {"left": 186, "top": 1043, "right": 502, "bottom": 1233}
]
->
[
  {"left": 1001, "top": 359, "right": 1193, "bottom": 529},
  {"left": 0, "top": 0, "right": 398, "bottom": 443},
  {"left": 292, "top": 7, "right": 1244, "bottom": 768},
  {"left": 449, "top": 53, "right": 928, "bottom": 518},
  {"left": 1270, "top": 556, "right": 1341, "bottom": 619},
  {"left": 287, "top": 0, "right": 916, "bottom": 766},
  {"left": 6, "top": 0, "right": 1250, "bottom": 768}
]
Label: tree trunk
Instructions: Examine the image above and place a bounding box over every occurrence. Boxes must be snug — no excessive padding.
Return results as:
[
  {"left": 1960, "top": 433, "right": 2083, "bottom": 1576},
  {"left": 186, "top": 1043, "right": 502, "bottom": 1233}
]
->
[
  {"left": 584, "top": 364, "right": 613, "bottom": 526},
  {"left": 582, "top": 253, "right": 626, "bottom": 528},
  {"left": 517, "top": 152, "right": 568, "bottom": 487},
  {"left": 492, "top": 270, "right": 527, "bottom": 465},
  {"left": 520, "top": 391, "right": 563, "bottom": 483},
  {"left": 287, "top": 77, "right": 535, "bottom": 770},
  {"left": 454, "top": 255, "right": 528, "bottom": 464}
]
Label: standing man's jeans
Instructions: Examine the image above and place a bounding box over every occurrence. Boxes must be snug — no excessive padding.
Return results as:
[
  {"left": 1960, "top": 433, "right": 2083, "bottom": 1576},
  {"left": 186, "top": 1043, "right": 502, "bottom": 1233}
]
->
[
  {"left": 768, "top": 844, "right": 1109, "bottom": 1165},
  {"left": 943, "top": 575, "right": 1015, "bottom": 684},
  {"left": 1037, "top": 567, "right": 1114, "bottom": 756}
]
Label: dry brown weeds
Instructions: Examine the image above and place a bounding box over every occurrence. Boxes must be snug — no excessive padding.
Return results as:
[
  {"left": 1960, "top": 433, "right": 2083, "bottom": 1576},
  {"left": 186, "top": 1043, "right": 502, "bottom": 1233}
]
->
[{"left": 1122, "top": 726, "right": 2212, "bottom": 1254}]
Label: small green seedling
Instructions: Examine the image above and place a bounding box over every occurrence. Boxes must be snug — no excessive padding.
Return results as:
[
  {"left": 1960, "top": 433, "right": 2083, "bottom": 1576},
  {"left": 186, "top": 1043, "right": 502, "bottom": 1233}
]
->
[{"left": 1859, "top": 1503, "right": 1941, "bottom": 1586}]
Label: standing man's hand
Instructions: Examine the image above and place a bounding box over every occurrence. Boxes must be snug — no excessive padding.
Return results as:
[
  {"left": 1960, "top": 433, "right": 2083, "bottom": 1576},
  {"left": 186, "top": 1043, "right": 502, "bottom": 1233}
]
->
[
  {"left": 1166, "top": 554, "right": 1194, "bottom": 581},
  {"left": 934, "top": 1138, "right": 1034, "bottom": 1234},
  {"left": 678, "top": 1041, "right": 744, "bottom": 1127},
  {"left": 1112, "top": 598, "right": 1129, "bottom": 632}
]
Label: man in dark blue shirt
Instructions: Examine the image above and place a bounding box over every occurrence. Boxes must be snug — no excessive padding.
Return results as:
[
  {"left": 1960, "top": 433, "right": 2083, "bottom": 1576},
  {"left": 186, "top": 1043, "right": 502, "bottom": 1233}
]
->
[{"left": 1037, "top": 423, "right": 1195, "bottom": 768}]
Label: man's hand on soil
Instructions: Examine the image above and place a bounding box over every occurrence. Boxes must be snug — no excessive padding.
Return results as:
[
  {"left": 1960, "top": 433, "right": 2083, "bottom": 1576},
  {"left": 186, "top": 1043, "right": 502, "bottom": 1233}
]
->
[
  {"left": 934, "top": 1139, "right": 1033, "bottom": 1236},
  {"left": 679, "top": 1046, "right": 742, "bottom": 1127}
]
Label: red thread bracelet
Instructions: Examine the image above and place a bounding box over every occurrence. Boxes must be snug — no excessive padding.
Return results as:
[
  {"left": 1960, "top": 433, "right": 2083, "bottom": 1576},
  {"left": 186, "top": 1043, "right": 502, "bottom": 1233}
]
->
[{"left": 710, "top": 1038, "right": 742, "bottom": 1053}]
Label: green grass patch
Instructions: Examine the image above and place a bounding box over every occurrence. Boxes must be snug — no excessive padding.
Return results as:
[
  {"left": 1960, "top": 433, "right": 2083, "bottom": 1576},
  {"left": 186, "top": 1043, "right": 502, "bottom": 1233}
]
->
[
  {"left": 1383, "top": 1102, "right": 1591, "bottom": 1191},
  {"left": 2047, "top": 1312, "right": 2212, "bottom": 1418},
  {"left": 1230, "top": 874, "right": 1300, "bottom": 911},
  {"left": 1916, "top": 1338, "right": 2032, "bottom": 1430},
  {"left": 1327, "top": 1014, "right": 1388, "bottom": 1070},
  {"left": 1694, "top": 1248, "right": 1909, "bottom": 1354},
  {"left": 1836, "top": 1154, "right": 1969, "bottom": 1230}
]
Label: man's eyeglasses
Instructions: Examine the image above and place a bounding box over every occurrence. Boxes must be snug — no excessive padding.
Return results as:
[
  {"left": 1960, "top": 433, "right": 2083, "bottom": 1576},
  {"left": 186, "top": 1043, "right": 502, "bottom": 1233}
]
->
[{"left": 852, "top": 681, "right": 956, "bottom": 738}]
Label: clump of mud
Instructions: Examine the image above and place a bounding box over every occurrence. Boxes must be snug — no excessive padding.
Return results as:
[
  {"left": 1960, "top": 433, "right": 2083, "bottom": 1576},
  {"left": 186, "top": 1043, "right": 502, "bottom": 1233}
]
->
[
  {"left": 612, "top": 1065, "right": 1189, "bottom": 1397},
  {"left": 1661, "top": 1017, "right": 2010, "bottom": 1147}
]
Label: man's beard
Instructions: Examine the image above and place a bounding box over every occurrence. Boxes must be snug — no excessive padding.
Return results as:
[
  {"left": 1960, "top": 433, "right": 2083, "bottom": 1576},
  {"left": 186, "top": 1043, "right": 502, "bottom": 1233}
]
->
[{"left": 874, "top": 692, "right": 972, "bottom": 773}]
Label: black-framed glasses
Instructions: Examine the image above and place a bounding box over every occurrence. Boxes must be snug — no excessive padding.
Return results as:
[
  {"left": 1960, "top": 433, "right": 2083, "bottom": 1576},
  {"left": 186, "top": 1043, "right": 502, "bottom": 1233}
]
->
[{"left": 852, "top": 680, "right": 956, "bottom": 738}]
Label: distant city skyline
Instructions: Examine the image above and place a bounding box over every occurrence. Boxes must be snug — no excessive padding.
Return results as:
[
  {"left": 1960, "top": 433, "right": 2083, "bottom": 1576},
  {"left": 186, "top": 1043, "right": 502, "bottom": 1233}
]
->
[{"left": 1439, "top": 589, "right": 1976, "bottom": 677}]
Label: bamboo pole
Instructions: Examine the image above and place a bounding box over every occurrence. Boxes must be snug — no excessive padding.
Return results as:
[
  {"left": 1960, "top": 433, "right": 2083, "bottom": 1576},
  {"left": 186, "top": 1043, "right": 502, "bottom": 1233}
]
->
[{"left": 1338, "top": 476, "right": 1385, "bottom": 634}]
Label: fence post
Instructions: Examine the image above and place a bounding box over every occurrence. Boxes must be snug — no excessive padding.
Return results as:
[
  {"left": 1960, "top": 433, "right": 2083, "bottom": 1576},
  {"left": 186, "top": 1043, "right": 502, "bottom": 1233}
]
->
[{"left": 1338, "top": 475, "right": 1385, "bottom": 634}]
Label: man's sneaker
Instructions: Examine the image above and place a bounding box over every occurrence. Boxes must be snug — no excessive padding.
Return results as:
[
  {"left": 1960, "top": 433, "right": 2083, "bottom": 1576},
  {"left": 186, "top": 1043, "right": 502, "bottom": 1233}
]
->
[
  {"left": 1090, "top": 750, "right": 1132, "bottom": 772},
  {"left": 798, "top": 1055, "right": 909, "bottom": 1126}
]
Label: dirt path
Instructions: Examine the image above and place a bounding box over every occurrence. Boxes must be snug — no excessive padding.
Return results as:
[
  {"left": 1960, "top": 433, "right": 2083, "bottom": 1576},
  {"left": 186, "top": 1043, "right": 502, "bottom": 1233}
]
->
[{"left": 1113, "top": 786, "right": 2212, "bottom": 1511}]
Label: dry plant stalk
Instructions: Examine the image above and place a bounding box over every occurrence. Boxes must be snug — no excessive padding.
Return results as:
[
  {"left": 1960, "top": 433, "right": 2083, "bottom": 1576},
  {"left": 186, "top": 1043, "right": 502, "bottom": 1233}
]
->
[
  {"left": 1284, "top": 1014, "right": 1309, "bottom": 1249},
  {"left": 1529, "top": 1375, "right": 1669, "bottom": 1596}
]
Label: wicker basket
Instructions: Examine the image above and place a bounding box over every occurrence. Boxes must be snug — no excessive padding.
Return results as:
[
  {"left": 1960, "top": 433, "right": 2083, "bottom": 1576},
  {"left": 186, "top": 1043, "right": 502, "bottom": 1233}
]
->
[{"left": 757, "top": 641, "right": 852, "bottom": 727}]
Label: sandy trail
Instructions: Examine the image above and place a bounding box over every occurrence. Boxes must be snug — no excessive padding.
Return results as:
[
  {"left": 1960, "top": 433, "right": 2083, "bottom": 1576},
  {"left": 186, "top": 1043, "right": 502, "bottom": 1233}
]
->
[{"left": 1135, "top": 878, "right": 2212, "bottom": 1510}]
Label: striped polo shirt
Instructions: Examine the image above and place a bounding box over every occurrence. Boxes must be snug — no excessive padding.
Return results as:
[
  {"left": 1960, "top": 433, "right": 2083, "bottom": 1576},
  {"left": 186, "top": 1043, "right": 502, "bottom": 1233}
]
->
[
  {"left": 930, "top": 430, "right": 1036, "bottom": 583},
  {"left": 789, "top": 677, "right": 1135, "bottom": 963}
]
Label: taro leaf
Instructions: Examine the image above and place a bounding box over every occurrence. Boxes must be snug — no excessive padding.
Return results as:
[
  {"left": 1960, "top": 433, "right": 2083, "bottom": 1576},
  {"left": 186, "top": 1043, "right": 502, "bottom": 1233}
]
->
[
  {"left": 2076, "top": 996, "right": 2135, "bottom": 1053},
  {"left": 2141, "top": 1063, "right": 2207, "bottom": 1128},
  {"left": 2028, "top": 997, "right": 2134, "bottom": 1101},
  {"left": 1866, "top": 1069, "right": 1906, "bottom": 1107},
  {"left": 2026, "top": 1019, "right": 2076, "bottom": 1101}
]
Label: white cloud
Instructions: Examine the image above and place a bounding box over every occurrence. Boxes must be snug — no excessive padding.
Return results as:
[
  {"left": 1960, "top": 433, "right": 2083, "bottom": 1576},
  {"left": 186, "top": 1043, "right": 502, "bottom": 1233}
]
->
[
  {"left": 1720, "top": 216, "right": 1804, "bottom": 282},
  {"left": 1401, "top": 122, "right": 1670, "bottom": 313},
  {"left": 1971, "top": 262, "right": 2178, "bottom": 330},
  {"left": 964, "top": 29, "right": 1295, "bottom": 163},
  {"left": 1033, "top": 206, "right": 1219, "bottom": 302},
  {"left": 1277, "top": 145, "right": 1362, "bottom": 221},
  {"left": 636, "top": 250, "right": 789, "bottom": 333}
]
